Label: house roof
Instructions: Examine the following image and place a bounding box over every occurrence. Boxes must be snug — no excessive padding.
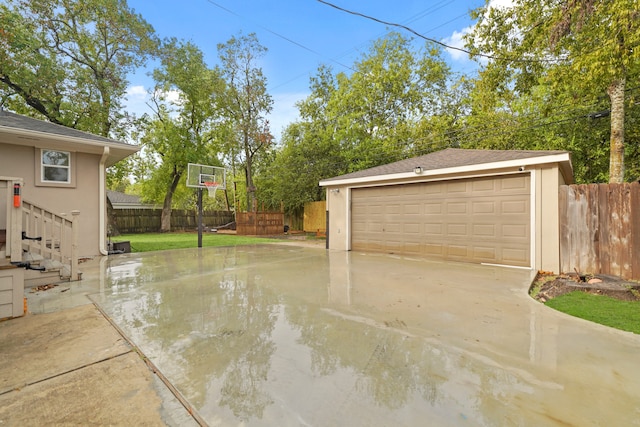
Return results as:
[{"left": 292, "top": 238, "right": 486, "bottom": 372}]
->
[
  {"left": 107, "top": 190, "right": 154, "bottom": 209},
  {"left": 320, "top": 148, "right": 573, "bottom": 186},
  {"left": 107, "top": 190, "right": 142, "bottom": 205},
  {"left": 0, "top": 109, "right": 139, "bottom": 167}
]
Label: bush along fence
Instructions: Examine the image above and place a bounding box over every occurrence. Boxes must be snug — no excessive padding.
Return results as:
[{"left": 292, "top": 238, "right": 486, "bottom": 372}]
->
[
  {"left": 110, "top": 209, "right": 234, "bottom": 234},
  {"left": 559, "top": 182, "right": 640, "bottom": 280}
]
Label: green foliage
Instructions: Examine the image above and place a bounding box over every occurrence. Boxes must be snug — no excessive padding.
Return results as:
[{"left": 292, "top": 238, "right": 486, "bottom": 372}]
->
[
  {"left": 0, "top": 0, "right": 158, "bottom": 137},
  {"left": 111, "top": 233, "right": 278, "bottom": 252},
  {"left": 137, "top": 40, "right": 227, "bottom": 224},
  {"left": 546, "top": 291, "right": 640, "bottom": 334},
  {"left": 260, "top": 33, "right": 467, "bottom": 212},
  {"left": 465, "top": 0, "right": 640, "bottom": 183},
  {"left": 217, "top": 33, "right": 273, "bottom": 211},
  {"left": 256, "top": 122, "right": 341, "bottom": 213}
]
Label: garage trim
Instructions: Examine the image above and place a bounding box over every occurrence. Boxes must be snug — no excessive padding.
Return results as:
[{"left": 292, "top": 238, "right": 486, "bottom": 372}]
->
[
  {"left": 320, "top": 148, "right": 573, "bottom": 273},
  {"left": 325, "top": 154, "right": 569, "bottom": 188}
]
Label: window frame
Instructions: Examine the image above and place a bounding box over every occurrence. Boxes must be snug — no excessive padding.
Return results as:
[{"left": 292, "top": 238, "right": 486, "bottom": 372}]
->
[{"left": 35, "top": 148, "right": 76, "bottom": 188}]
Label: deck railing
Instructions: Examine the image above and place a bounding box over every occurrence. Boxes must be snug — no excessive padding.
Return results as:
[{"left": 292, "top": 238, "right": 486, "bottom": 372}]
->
[{"left": 21, "top": 200, "right": 80, "bottom": 280}]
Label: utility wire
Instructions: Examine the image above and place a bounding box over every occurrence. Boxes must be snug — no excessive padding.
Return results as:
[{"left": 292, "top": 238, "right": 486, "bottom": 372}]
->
[
  {"left": 317, "top": 0, "right": 566, "bottom": 63},
  {"left": 204, "top": 0, "right": 357, "bottom": 80}
]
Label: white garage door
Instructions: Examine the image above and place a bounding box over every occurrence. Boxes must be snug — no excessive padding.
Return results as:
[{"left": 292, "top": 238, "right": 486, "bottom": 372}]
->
[{"left": 351, "top": 174, "right": 531, "bottom": 266}]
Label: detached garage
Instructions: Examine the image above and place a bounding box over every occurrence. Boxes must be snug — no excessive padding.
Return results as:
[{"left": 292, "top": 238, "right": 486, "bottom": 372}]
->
[{"left": 320, "top": 148, "right": 573, "bottom": 273}]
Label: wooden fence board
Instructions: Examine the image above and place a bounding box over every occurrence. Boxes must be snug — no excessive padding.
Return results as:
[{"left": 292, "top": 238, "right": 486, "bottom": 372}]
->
[
  {"left": 560, "top": 183, "right": 639, "bottom": 280},
  {"left": 632, "top": 183, "right": 640, "bottom": 279},
  {"left": 609, "top": 184, "right": 622, "bottom": 276},
  {"left": 110, "top": 209, "right": 233, "bottom": 234},
  {"left": 620, "top": 184, "right": 633, "bottom": 279},
  {"left": 303, "top": 201, "right": 326, "bottom": 233},
  {"left": 587, "top": 184, "right": 600, "bottom": 272},
  {"left": 559, "top": 185, "right": 570, "bottom": 274},
  {"left": 598, "top": 184, "right": 611, "bottom": 276},
  {"left": 236, "top": 212, "right": 284, "bottom": 236}
]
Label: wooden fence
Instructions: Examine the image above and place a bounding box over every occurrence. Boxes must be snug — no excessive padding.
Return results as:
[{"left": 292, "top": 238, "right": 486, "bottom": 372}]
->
[
  {"left": 304, "top": 201, "right": 326, "bottom": 233},
  {"left": 236, "top": 212, "right": 284, "bottom": 235},
  {"left": 560, "top": 182, "right": 640, "bottom": 279},
  {"left": 111, "top": 209, "right": 234, "bottom": 234}
]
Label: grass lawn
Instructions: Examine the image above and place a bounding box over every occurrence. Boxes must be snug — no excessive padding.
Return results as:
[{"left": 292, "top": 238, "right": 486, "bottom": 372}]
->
[
  {"left": 546, "top": 291, "right": 640, "bottom": 334},
  {"left": 111, "top": 232, "right": 280, "bottom": 253}
]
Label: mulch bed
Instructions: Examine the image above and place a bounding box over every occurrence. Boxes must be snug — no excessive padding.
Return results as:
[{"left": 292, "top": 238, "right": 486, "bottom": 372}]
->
[{"left": 533, "top": 272, "right": 640, "bottom": 303}]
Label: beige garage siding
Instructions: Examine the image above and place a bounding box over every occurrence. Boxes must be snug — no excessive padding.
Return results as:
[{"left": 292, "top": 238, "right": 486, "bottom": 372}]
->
[{"left": 351, "top": 174, "right": 531, "bottom": 266}]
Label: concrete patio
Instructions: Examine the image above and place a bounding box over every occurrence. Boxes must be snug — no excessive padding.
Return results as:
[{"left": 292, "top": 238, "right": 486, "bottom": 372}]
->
[{"left": 3, "top": 243, "right": 640, "bottom": 426}]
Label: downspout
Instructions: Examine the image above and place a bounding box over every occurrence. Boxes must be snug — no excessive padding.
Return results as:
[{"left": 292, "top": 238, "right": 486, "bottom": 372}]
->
[{"left": 99, "top": 147, "right": 110, "bottom": 256}]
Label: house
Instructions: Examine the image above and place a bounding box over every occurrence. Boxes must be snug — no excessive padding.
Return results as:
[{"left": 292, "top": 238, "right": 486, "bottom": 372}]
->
[
  {"left": 107, "top": 190, "right": 153, "bottom": 209},
  {"left": 319, "top": 148, "right": 573, "bottom": 273},
  {"left": 0, "top": 110, "right": 139, "bottom": 317}
]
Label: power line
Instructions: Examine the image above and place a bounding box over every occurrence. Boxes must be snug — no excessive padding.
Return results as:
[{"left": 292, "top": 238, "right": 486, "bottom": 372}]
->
[
  {"left": 317, "top": 0, "right": 566, "bottom": 64},
  {"left": 204, "top": 0, "right": 357, "bottom": 82}
]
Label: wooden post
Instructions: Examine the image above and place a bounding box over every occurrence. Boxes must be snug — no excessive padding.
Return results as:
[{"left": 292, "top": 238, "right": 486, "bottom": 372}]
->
[{"left": 71, "top": 210, "right": 80, "bottom": 281}]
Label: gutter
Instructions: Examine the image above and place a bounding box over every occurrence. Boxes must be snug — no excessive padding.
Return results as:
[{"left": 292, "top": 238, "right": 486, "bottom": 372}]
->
[{"left": 99, "top": 147, "right": 110, "bottom": 256}]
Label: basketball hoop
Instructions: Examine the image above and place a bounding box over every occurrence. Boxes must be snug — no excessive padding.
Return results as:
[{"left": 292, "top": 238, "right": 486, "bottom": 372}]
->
[{"left": 203, "top": 181, "right": 219, "bottom": 198}]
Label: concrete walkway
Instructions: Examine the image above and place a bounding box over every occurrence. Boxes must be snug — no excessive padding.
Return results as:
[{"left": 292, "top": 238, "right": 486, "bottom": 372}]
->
[
  {"left": 4, "top": 243, "right": 640, "bottom": 426},
  {"left": 0, "top": 302, "right": 197, "bottom": 426}
]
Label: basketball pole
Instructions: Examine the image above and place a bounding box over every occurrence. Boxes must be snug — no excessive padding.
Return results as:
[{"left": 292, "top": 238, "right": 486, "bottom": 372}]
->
[{"left": 197, "top": 187, "right": 203, "bottom": 248}]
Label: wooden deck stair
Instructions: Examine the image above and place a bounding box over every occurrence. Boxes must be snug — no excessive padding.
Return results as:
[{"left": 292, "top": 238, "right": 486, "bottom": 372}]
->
[
  {"left": 2, "top": 200, "right": 81, "bottom": 288},
  {"left": 2, "top": 178, "right": 80, "bottom": 316}
]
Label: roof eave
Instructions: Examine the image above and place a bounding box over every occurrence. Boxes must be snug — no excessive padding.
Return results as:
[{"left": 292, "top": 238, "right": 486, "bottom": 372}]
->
[
  {"left": 320, "top": 153, "right": 572, "bottom": 187},
  {"left": 0, "top": 125, "right": 140, "bottom": 167}
]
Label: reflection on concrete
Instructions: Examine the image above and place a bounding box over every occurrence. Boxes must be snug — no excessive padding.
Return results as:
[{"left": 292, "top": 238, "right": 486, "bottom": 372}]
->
[{"left": 91, "top": 245, "right": 640, "bottom": 426}]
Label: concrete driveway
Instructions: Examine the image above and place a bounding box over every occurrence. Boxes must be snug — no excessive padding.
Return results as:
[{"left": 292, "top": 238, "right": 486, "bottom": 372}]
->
[{"left": 30, "top": 244, "right": 640, "bottom": 425}]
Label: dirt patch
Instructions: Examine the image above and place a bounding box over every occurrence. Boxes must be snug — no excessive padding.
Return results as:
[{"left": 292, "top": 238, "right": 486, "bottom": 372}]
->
[
  {"left": 30, "top": 283, "right": 59, "bottom": 292},
  {"left": 532, "top": 272, "right": 640, "bottom": 303}
]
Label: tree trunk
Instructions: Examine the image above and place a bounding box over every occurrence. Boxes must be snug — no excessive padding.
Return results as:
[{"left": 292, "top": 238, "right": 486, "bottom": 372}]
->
[
  {"left": 160, "top": 170, "right": 182, "bottom": 232},
  {"left": 245, "top": 144, "right": 256, "bottom": 212},
  {"left": 607, "top": 78, "right": 625, "bottom": 183}
]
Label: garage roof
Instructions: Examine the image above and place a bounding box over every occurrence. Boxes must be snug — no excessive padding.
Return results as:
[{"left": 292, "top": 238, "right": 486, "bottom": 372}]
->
[{"left": 320, "top": 148, "right": 573, "bottom": 186}]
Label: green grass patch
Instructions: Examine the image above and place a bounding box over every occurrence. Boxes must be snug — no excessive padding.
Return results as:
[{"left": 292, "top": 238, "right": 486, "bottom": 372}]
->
[
  {"left": 546, "top": 291, "right": 640, "bottom": 334},
  {"left": 111, "top": 232, "right": 280, "bottom": 253}
]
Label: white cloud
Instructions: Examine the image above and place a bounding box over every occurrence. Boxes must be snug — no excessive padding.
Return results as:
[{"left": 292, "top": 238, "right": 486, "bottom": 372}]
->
[
  {"left": 126, "top": 85, "right": 147, "bottom": 99},
  {"left": 125, "top": 85, "right": 152, "bottom": 118},
  {"left": 442, "top": 0, "right": 515, "bottom": 63},
  {"left": 164, "top": 90, "right": 181, "bottom": 104},
  {"left": 487, "top": 0, "right": 514, "bottom": 9},
  {"left": 442, "top": 26, "right": 474, "bottom": 61}
]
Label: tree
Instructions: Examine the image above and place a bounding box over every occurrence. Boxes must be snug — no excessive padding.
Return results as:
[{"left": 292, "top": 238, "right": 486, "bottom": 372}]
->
[
  {"left": 0, "top": 0, "right": 158, "bottom": 137},
  {"left": 260, "top": 33, "right": 466, "bottom": 212},
  {"left": 256, "top": 121, "right": 342, "bottom": 213},
  {"left": 141, "top": 40, "right": 226, "bottom": 231},
  {"left": 467, "top": 0, "right": 640, "bottom": 183},
  {"left": 217, "top": 33, "right": 273, "bottom": 212},
  {"left": 325, "top": 33, "right": 454, "bottom": 170}
]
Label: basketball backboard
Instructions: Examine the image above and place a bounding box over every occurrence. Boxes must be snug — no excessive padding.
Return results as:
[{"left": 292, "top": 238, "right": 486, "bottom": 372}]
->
[{"left": 186, "top": 163, "right": 226, "bottom": 190}]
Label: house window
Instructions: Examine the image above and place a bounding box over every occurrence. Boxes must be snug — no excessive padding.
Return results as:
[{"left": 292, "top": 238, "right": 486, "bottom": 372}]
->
[{"left": 41, "top": 150, "right": 71, "bottom": 183}]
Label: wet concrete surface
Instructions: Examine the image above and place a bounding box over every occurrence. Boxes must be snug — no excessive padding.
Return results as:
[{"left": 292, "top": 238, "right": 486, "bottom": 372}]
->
[
  {"left": 0, "top": 304, "right": 196, "bottom": 426},
  {"left": 66, "top": 244, "right": 640, "bottom": 426}
]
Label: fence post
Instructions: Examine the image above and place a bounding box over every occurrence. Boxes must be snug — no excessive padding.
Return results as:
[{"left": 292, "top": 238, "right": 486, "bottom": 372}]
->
[{"left": 70, "top": 210, "right": 80, "bottom": 281}]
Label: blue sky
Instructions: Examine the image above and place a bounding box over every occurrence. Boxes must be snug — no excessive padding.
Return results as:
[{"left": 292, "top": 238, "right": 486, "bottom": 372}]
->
[{"left": 125, "top": 0, "right": 497, "bottom": 140}]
